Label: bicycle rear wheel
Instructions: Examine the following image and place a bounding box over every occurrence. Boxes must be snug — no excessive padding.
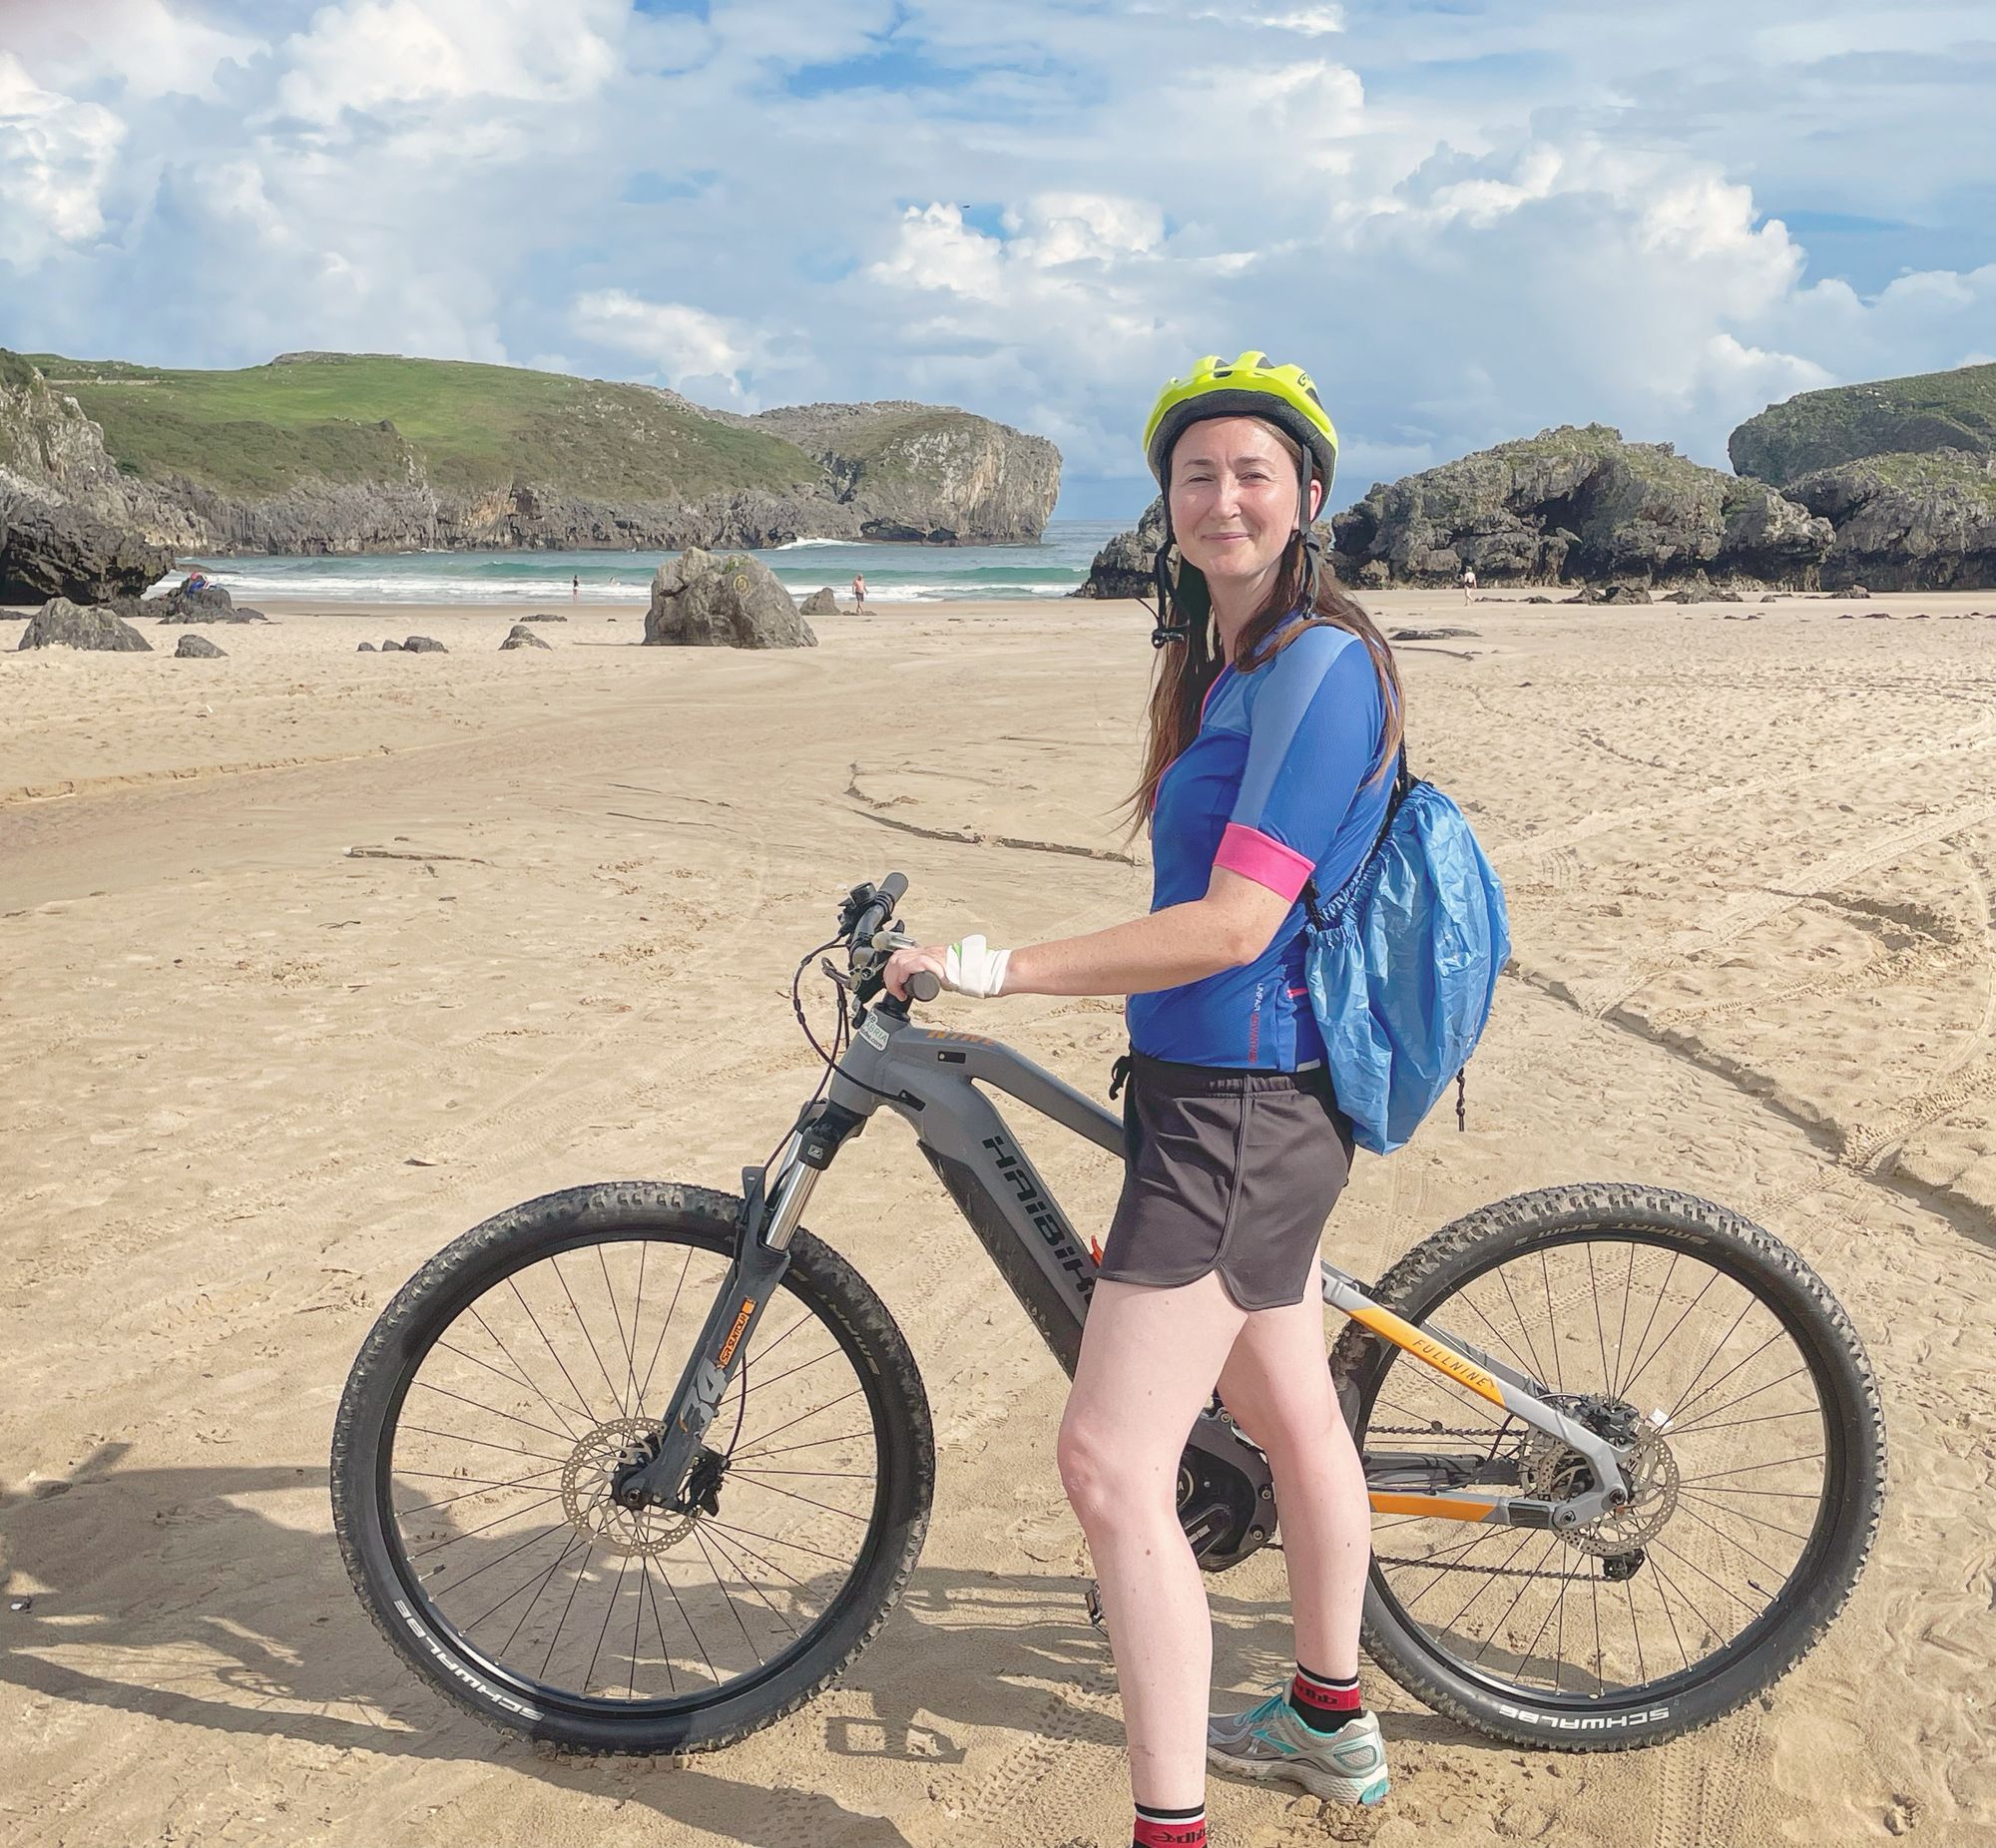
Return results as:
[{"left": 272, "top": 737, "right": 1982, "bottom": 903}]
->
[
  {"left": 331, "top": 1180, "right": 934, "bottom": 1754},
  {"left": 1330, "top": 1181, "right": 1883, "bottom": 1749}
]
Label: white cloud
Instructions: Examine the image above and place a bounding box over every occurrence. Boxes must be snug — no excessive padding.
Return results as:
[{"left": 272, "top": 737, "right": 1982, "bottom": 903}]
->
[
  {"left": 2, "top": 0, "right": 257, "bottom": 100},
  {"left": 0, "top": 53, "right": 124, "bottom": 266},
  {"left": 274, "top": 0, "right": 619, "bottom": 126},
  {"left": 570, "top": 290, "right": 756, "bottom": 391}
]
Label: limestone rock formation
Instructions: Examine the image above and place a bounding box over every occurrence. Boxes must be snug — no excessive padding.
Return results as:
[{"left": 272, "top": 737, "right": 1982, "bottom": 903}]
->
[
  {"left": 644, "top": 548, "right": 815, "bottom": 650},
  {"left": 748, "top": 401, "right": 1061, "bottom": 545},
  {"left": 1730, "top": 363, "right": 1996, "bottom": 486},
  {"left": 402, "top": 635, "right": 446, "bottom": 653},
  {"left": 0, "top": 349, "right": 1061, "bottom": 557},
  {"left": 17, "top": 596, "right": 153, "bottom": 652},
  {"left": 0, "top": 501, "right": 175, "bottom": 605},
  {"left": 800, "top": 587, "right": 838, "bottom": 616},
  {"left": 175, "top": 633, "right": 226, "bottom": 658},
  {"left": 499, "top": 623, "right": 551, "bottom": 650},
  {"left": 1331, "top": 426, "right": 1830, "bottom": 589},
  {"left": 1783, "top": 451, "right": 1996, "bottom": 590}
]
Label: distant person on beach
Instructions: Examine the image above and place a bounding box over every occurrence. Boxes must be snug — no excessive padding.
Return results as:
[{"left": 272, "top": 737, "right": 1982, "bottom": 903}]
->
[
  {"left": 882, "top": 350, "right": 1399, "bottom": 1840},
  {"left": 572, "top": 575, "right": 580, "bottom": 601},
  {"left": 1461, "top": 564, "right": 1477, "bottom": 604},
  {"left": 851, "top": 572, "right": 866, "bottom": 611}
]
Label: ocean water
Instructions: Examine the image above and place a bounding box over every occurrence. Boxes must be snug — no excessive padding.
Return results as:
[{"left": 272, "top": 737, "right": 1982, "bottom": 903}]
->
[{"left": 167, "top": 521, "right": 1128, "bottom": 606}]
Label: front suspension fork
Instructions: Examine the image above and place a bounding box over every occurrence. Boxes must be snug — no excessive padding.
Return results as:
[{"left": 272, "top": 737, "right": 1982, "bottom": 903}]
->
[{"left": 615, "top": 1106, "right": 857, "bottom": 1511}]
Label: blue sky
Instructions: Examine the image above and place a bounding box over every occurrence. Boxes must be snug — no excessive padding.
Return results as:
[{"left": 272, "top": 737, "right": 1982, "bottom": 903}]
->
[{"left": 2, "top": 0, "right": 1991, "bottom": 520}]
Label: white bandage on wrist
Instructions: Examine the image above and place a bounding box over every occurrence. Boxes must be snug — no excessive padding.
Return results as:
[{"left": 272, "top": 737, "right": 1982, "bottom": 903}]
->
[{"left": 944, "top": 934, "right": 1011, "bottom": 999}]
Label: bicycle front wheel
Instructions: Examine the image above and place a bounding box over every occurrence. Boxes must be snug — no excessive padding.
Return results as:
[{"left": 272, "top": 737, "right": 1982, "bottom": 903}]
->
[
  {"left": 331, "top": 1180, "right": 934, "bottom": 1754},
  {"left": 1331, "top": 1181, "right": 1884, "bottom": 1750}
]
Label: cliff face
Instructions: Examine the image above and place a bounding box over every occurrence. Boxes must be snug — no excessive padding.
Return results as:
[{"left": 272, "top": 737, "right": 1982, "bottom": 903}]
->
[
  {"left": 1, "top": 351, "right": 1062, "bottom": 557},
  {"left": 1784, "top": 450, "right": 1996, "bottom": 590},
  {"left": 1730, "top": 363, "right": 1996, "bottom": 486},
  {"left": 1330, "top": 425, "right": 1830, "bottom": 589},
  {"left": 748, "top": 401, "right": 1061, "bottom": 543}
]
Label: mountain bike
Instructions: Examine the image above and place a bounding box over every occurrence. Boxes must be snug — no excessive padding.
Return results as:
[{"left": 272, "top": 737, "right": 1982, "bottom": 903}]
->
[{"left": 332, "top": 871, "right": 1884, "bottom": 1756}]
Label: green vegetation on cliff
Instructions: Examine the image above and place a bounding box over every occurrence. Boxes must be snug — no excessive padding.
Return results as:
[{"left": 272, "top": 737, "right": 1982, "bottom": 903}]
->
[
  {"left": 1730, "top": 363, "right": 1996, "bottom": 485},
  {"left": 18, "top": 351, "right": 822, "bottom": 502}
]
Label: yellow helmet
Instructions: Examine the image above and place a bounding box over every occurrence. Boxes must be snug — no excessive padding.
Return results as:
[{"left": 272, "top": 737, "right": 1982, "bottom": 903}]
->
[{"left": 1143, "top": 350, "right": 1338, "bottom": 494}]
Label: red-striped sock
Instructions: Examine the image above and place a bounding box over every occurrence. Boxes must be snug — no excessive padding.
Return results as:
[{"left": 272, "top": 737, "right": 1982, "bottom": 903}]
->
[
  {"left": 1288, "top": 1661, "right": 1364, "bottom": 1733},
  {"left": 1133, "top": 1800, "right": 1207, "bottom": 1847}
]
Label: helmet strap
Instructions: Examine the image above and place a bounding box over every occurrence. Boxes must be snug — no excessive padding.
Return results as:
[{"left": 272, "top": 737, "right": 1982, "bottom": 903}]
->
[{"left": 1150, "top": 484, "right": 1193, "bottom": 649}]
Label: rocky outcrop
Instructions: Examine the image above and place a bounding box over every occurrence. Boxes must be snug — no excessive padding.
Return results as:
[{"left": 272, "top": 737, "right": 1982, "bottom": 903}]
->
[
  {"left": 1731, "top": 363, "right": 1996, "bottom": 486},
  {"left": 1331, "top": 426, "right": 1830, "bottom": 589},
  {"left": 800, "top": 587, "right": 838, "bottom": 616},
  {"left": 112, "top": 579, "right": 269, "bottom": 624},
  {"left": 175, "top": 633, "right": 226, "bottom": 658},
  {"left": 1783, "top": 450, "right": 1996, "bottom": 590},
  {"left": 1075, "top": 499, "right": 1168, "bottom": 599},
  {"left": 644, "top": 548, "right": 815, "bottom": 649},
  {"left": 0, "top": 350, "right": 1062, "bottom": 559},
  {"left": 0, "top": 501, "right": 175, "bottom": 605},
  {"left": 402, "top": 635, "right": 446, "bottom": 653},
  {"left": 18, "top": 596, "right": 152, "bottom": 652},
  {"left": 499, "top": 623, "right": 551, "bottom": 650},
  {"left": 748, "top": 402, "right": 1061, "bottom": 545}
]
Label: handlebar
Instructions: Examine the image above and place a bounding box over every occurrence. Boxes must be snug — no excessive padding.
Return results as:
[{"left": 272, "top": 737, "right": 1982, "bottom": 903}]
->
[{"left": 839, "top": 871, "right": 939, "bottom": 1007}]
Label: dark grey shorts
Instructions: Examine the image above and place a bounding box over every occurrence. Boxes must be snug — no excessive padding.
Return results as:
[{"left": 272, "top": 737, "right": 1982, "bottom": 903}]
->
[{"left": 1099, "top": 1051, "right": 1356, "bottom": 1311}]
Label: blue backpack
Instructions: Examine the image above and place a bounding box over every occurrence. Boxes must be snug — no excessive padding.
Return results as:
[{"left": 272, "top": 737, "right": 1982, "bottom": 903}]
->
[{"left": 1300, "top": 754, "right": 1511, "bottom": 1155}]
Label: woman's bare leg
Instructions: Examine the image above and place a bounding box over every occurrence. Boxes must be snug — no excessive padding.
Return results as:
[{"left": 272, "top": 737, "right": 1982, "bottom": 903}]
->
[
  {"left": 1215, "top": 1292, "right": 1370, "bottom": 1677},
  {"left": 1059, "top": 1272, "right": 1248, "bottom": 1809}
]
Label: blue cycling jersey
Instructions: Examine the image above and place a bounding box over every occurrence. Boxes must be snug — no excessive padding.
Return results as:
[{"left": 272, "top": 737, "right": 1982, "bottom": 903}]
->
[{"left": 1126, "top": 619, "right": 1390, "bottom": 1070}]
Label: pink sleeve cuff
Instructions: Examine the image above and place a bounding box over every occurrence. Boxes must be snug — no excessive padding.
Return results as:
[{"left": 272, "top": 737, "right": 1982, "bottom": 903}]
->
[{"left": 1214, "top": 822, "right": 1313, "bottom": 901}]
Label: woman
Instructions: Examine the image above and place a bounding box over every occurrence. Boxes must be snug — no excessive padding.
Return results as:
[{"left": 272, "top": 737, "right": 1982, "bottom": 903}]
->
[{"left": 884, "top": 352, "right": 1401, "bottom": 1844}]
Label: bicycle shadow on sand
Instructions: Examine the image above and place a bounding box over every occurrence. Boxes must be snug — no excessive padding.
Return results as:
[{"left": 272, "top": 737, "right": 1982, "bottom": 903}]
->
[{"left": 1, "top": 1449, "right": 1490, "bottom": 1838}]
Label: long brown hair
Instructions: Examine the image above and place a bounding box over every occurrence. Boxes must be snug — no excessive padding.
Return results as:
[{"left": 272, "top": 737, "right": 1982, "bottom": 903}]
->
[{"left": 1123, "top": 428, "right": 1405, "bottom": 837}]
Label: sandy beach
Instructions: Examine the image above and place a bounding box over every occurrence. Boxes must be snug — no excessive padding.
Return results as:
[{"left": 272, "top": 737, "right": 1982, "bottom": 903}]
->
[{"left": 3, "top": 588, "right": 1994, "bottom": 1847}]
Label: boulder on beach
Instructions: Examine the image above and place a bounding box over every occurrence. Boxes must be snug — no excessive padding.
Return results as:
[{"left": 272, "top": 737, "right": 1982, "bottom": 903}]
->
[
  {"left": 500, "top": 623, "right": 551, "bottom": 651},
  {"left": 644, "top": 548, "right": 816, "bottom": 650},
  {"left": 139, "top": 580, "right": 270, "bottom": 625},
  {"left": 17, "top": 596, "right": 153, "bottom": 653},
  {"left": 402, "top": 635, "right": 446, "bottom": 653},
  {"left": 357, "top": 641, "right": 377, "bottom": 652},
  {"left": 175, "top": 633, "right": 226, "bottom": 659},
  {"left": 0, "top": 501, "right": 175, "bottom": 605},
  {"left": 379, "top": 639, "right": 405, "bottom": 652},
  {"left": 521, "top": 613, "right": 567, "bottom": 623},
  {"left": 800, "top": 587, "right": 838, "bottom": 616}
]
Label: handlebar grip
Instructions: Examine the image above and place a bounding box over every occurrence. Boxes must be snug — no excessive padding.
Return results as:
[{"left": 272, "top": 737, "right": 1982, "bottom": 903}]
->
[
  {"left": 876, "top": 871, "right": 908, "bottom": 908},
  {"left": 908, "top": 970, "right": 941, "bottom": 1002}
]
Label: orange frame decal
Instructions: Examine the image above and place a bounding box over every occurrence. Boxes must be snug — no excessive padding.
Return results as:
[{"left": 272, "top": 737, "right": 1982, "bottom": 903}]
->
[
  {"left": 1350, "top": 1303, "right": 1506, "bottom": 1406},
  {"left": 1368, "top": 1491, "right": 1501, "bottom": 1522}
]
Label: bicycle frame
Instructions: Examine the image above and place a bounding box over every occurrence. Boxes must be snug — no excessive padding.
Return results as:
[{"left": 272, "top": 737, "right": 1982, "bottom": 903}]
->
[{"left": 622, "top": 1000, "right": 1635, "bottom": 1565}]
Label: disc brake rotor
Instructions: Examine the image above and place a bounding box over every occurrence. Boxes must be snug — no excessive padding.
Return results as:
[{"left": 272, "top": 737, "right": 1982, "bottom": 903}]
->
[
  {"left": 1517, "top": 1403, "right": 1679, "bottom": 1557},
  {"left": 562, "top": 1416, "right": 698, "bottom": 1555}
]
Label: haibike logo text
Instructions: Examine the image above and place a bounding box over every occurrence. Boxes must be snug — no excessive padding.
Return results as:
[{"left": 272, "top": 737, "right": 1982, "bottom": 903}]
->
[
  {"left": 1493, "top": 1700, "right": 1672, "bottom": 1730},
  {"left": 983, "top": 1134, "right": 1095, "bottom": 1298},
  {"left": 716, "top": 1297, "right": 755, "bottom": 1368},
  {"left": 393, "top": 1599, "right": 541, "bottom": 1718}
]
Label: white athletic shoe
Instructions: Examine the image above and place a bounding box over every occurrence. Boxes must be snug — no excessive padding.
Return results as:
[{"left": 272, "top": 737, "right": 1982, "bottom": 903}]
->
[{"left": 1206, "top": 1691, "right": 1390, "bottom": 1805}]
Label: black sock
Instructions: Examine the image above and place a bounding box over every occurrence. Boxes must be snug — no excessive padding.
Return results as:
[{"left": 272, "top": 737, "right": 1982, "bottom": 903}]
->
[
  {"left": 1288, "top": 1660, "right": 1366, "bottom": 1733},
  {"left": 1133, "top": 1799, "right": 1207, "bottom": 1847}
]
